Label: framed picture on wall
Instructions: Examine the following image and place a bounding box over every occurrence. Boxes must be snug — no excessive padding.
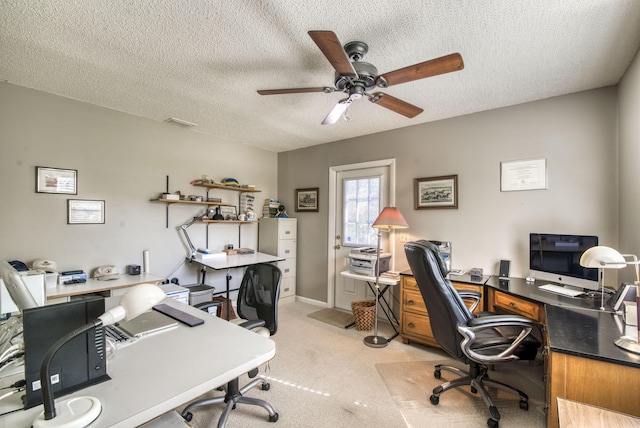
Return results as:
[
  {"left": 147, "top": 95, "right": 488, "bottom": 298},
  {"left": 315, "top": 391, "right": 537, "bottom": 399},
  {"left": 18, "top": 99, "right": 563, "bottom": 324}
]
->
[
  {"left": 414, "top": 175, "right": 458, "bottom": 209},
  {"left": 36, "top": 166, "right": 77, "bottom": 194},
  {"left": 295, "top": 188, "right": 319, "bottom": 212},
  {"left": 67, "top": 199, "right": 105, "bottom": 224}
]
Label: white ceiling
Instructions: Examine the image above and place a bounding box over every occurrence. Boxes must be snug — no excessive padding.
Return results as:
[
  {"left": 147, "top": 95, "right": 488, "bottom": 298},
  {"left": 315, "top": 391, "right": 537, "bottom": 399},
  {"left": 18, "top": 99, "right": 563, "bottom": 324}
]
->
[{"left": 1, "top": 1, "right": 640, "bottom": 153}]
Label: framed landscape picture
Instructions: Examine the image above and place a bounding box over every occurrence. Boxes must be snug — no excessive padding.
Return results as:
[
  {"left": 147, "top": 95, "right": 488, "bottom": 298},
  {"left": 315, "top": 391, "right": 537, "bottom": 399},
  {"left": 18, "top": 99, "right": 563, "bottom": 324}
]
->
[
  {"left": 295, "top": 188, "right": 319, "bottom": 212},
  {"left": 414, "top": 175, "right": 458, "bottom": 209}
]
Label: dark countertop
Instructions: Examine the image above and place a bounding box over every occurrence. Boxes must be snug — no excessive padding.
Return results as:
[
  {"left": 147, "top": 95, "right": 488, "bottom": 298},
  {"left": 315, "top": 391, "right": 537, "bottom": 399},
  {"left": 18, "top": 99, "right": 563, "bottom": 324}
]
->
[
  {"left": 485, "top": 276, "right": 610, "bottom": 311},
  {"left": 400, "top": 270, "right": 489, "bottom": 286},
  {"left": 545, "top": 304, "right": 640, "bottom": 368}
]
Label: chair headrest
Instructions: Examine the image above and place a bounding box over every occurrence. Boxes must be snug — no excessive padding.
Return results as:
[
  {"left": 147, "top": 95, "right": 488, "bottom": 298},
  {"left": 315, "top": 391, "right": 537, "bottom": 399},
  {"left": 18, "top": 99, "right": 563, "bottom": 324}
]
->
[{"left": 418, "top": 240, "right": 450, "bottom": 277}]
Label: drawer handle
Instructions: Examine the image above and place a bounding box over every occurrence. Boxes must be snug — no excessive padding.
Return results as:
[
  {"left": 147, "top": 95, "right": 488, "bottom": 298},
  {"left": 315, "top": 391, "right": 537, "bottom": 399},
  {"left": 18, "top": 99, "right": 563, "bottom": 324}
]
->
[
  {"left": 284, "top": 268, "right": 290, "bottom": 273},
  {"left": 285, "top": 231, "right": 291, "bottom": 235},
  {"left": 408, "top": 322, "right": 416, "bottom": 328},
  {"left": 408, "top": 300, "right": 415, "bottom": 305},
  {"left": 284, "top": 250, "right": 290, "bottom": 254},
  {"left": 509, "top": 302, "right": 518, "bottom": 309}
]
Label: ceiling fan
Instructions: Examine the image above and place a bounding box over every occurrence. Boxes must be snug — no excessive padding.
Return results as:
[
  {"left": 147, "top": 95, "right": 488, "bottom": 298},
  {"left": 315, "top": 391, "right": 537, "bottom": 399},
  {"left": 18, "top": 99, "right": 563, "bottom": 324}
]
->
[{"left": 257, "top": 30, "right": 464, "bottom": 125}]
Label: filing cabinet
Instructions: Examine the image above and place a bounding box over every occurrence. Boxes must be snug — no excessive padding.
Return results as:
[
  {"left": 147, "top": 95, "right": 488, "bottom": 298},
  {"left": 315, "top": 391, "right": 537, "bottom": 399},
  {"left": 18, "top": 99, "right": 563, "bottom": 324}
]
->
[{"left": 258, "top": 218, "right": 297, "bottom": 301}]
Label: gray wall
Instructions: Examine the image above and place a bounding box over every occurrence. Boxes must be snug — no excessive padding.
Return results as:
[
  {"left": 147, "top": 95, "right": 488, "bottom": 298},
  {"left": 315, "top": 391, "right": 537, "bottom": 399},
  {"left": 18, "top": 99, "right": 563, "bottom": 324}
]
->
[
  {"left": 0, "top": 83, "right": 278, "bottom": 290},
  {"left": 280, "top": 87, "right": 621, "bottom": 303},
  {"left": 619, "top": 48, "right": 640, "bottom": 284}
]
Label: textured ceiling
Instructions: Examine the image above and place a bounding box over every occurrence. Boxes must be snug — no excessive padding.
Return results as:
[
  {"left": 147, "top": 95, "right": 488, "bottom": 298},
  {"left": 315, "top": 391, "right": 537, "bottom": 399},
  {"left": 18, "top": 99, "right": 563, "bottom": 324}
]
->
[{"left": 1, "top": 1, "right": 640, "bottom": 153}]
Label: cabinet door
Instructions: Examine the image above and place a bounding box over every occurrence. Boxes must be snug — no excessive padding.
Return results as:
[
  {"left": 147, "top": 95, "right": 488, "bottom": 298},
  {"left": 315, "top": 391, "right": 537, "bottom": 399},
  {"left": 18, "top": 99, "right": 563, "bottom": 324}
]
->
[
  {"left": 278, "top": 239, "right": 296, "bottom": 258},
  {"left": 278, "top": 219, "right": 297, "bottom": 240},
  {"left": 277, "top": 258, "right": 296, "bottom": 278}
]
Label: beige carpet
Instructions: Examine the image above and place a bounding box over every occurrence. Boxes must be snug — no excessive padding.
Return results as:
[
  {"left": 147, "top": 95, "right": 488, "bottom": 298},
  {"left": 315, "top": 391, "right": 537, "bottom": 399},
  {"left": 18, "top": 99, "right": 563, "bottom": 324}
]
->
[{"left": 376, "top": 359, "right": 546, "bottom": 428}]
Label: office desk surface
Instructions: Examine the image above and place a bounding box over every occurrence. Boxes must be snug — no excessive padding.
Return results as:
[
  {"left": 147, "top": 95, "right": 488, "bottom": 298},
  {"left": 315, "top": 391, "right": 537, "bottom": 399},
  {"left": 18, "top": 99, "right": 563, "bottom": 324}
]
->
[
  {"left": 545, "top": 304, "right": 640, "bottom": 368},
  {"left": 46, "top": 273, "right": 166, "bottom": 300},
  {"left": 485, "top": 276, "right": 610, "bottom": 311},
  {"left": 189, "top": 252, "right": 284, "bottom": 270},
  {"left": 1, "top": 299, "right": 276, "bottom": 428}
]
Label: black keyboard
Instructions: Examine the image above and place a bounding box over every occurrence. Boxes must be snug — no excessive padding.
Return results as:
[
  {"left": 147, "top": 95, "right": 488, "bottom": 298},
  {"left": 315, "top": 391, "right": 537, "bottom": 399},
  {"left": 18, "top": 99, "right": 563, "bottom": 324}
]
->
[{"left": 104, "top": 325, "right": 133, "bottom": 347}]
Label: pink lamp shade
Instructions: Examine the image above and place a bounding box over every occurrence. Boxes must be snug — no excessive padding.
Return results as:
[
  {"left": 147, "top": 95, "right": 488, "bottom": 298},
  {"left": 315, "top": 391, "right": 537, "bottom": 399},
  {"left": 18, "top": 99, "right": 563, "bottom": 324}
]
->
[{"left": 372, "top": 207, "right": 409, "bottom": 230}]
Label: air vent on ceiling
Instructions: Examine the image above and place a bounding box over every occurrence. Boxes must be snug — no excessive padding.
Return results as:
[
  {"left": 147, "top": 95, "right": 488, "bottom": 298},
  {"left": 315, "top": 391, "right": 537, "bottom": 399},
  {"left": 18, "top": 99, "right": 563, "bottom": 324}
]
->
[{"left": 164, "top": 117, "right": 197, "bottom": 128}]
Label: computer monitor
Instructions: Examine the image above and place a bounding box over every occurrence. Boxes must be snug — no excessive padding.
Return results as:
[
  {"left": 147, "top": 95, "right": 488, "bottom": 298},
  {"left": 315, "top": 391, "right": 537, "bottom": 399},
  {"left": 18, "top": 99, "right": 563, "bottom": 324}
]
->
[{"left": 529, "top": 233, "right": 600, "bottom": 291}]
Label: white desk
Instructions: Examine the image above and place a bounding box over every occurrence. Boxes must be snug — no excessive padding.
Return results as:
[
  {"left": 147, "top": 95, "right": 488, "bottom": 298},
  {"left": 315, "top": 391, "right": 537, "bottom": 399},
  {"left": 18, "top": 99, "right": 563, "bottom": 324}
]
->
[
  {"left": 0, "top": 298, "right": 276, "bottom": 427},
  {"left": 339, "top": 270, "right": 400, "bottom": 341},
  {"left": 46, "top": 273, "right": 166, "bottom": 302},
  {"left": 189, "top": 252, "right": 284, "bottom": 318}
]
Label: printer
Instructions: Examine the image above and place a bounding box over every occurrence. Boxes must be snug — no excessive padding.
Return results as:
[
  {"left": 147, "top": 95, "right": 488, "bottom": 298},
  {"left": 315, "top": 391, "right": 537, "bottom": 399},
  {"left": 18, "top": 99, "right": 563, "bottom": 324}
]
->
[{"left": 348, "top": 247, "right": 391, "bottom": 277}]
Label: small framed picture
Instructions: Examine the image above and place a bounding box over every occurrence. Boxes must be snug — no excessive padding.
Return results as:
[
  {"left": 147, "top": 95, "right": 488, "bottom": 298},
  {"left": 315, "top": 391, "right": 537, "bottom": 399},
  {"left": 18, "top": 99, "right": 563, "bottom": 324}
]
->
[
  {"left": 295, "top": 188, "right": 319, "bottom": 212},
  {"left": 414, "top": 175, "right": 458, "bottom": 209},
  {"left": 36, "top": 166, "right": 77, "bottom": 194},
  {"left": 67, "top": 199, "right": 105, "bottom": 224}
]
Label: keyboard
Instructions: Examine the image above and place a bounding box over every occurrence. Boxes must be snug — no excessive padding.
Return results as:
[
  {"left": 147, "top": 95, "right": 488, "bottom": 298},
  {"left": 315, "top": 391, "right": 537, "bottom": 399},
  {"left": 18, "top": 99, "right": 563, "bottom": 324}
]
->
[
  {"left": 538, "top": 283, "right": 585, "bottom": 297},
  {"left": 104, "top": 325, "right": 134, "bottom": 348}
]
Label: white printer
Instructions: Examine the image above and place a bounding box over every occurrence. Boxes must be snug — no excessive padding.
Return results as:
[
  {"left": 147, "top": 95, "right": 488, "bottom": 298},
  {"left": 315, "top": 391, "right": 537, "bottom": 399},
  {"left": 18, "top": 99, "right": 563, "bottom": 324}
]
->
[{"left": 348, "top": 247, "right": 391, "bottom": 277}]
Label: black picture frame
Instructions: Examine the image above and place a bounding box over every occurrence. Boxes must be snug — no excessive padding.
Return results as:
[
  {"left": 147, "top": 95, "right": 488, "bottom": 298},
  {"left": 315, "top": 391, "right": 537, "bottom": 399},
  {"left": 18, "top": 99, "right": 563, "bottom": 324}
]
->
[
  {"left": 36, "top": 166, "right": 77, "bottom": 194},
  {"left": 295, "top": 188, "right": 319, "bottom": 212}
]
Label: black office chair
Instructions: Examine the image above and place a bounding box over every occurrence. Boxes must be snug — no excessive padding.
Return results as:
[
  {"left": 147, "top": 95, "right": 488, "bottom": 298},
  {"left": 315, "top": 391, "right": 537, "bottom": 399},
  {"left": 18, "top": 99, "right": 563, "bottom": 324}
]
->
[
  {"left": 404, "top": 240, "right": 541, "bottom": 428},
  {"left": 181, "top": 263, "right": 282, "bottom": 427}
]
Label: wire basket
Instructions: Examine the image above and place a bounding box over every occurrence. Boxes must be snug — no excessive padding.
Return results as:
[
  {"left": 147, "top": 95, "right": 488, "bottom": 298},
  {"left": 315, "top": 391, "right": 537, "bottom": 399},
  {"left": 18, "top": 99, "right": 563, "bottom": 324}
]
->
[{"left": 351, "top": 300, "right": 376, "bottom": 331}]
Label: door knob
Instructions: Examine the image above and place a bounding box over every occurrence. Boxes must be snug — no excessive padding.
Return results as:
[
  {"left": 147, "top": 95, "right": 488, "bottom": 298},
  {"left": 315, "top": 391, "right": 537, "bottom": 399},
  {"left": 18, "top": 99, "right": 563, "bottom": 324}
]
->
[{"left": 334, "top": 244, "right": 341, "bottom": 249}]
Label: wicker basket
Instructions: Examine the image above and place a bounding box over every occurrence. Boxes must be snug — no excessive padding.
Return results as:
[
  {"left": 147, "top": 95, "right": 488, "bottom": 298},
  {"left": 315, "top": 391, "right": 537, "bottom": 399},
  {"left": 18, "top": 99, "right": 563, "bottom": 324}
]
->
[{"left": 351, "top": 300, "right": 376, "bottom": 331}]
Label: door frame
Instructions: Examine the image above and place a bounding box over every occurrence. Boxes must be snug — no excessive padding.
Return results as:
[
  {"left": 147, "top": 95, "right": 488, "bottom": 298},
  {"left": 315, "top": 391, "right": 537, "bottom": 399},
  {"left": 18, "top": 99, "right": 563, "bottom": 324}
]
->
[{"left": 327, "top": 158, "right": 397, "bottom": 308}]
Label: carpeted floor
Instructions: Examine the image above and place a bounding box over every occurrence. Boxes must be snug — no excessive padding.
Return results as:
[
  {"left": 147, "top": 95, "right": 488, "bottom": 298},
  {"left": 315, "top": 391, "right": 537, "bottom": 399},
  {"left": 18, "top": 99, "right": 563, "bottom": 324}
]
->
[
  {"left": 376, "top": 359, "right": 546, "bottom": 428},
  {"left": 167, "top": 302, "right": 545, "bottom": 428},
  {"left": 307, "top": 307, "right": 355, "bottom": 329}
]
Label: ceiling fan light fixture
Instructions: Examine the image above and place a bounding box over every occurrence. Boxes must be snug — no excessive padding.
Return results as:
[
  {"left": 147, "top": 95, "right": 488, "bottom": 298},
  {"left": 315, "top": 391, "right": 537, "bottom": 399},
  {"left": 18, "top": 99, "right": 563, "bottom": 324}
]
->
[{"left": 322, "top": 98, "right": 352, "bottom": 125}]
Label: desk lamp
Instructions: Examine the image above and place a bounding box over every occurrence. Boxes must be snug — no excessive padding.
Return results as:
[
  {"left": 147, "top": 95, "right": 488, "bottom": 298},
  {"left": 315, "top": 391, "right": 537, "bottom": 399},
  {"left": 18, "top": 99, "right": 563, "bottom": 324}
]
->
[
  {"left": 180, "top": 211, "right": 207, "bottom": 259},
  {"left": 364, "top": 207, "right": 408, "bottom": 348},
  {"left": 580, "top": 246, "right": 626, "bottom": 311},
  {"left": 32, "top": 283, "right": 166, "bottom": 427}
]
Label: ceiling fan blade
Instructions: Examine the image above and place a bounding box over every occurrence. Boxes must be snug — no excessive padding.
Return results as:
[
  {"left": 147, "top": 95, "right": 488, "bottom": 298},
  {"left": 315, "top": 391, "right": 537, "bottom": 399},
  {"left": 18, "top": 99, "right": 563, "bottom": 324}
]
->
[
  {"left": 308, "top": 30, "right": 358, "bottom": 78},
  {"left": 322, "top": 98, "right": 352, "bottom": 125},
  {"left": 379, "top": 53, "right": 464, "bottom": 87},
  {"left": 257, "top": 87, "right": 330, "bottom": 95},
  {"left": 369, "top": 93, "right": 423, "bottom": 118}
]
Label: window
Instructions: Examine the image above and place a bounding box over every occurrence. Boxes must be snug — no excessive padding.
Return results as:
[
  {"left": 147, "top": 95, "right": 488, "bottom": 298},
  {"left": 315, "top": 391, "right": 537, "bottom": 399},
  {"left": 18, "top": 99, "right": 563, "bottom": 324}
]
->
[{"left": 342, "top": 177, "right": 380, "bottom": 246}]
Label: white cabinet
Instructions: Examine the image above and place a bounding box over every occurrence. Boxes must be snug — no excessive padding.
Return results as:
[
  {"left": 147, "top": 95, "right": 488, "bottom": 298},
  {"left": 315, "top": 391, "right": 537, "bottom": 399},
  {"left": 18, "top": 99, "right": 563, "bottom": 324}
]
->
[{"left": 259, "top": 218, "right": 296, "bottom": 300}]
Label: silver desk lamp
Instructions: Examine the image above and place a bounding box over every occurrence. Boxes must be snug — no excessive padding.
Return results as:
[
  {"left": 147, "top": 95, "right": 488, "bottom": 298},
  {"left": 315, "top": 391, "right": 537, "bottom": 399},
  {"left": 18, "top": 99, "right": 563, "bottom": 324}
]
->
[
  {"left": 364, "top": 207, "right": 408, "bottom": 348},
  {"left": 580, "top": 246, "right": 640, "bottom": 354}
]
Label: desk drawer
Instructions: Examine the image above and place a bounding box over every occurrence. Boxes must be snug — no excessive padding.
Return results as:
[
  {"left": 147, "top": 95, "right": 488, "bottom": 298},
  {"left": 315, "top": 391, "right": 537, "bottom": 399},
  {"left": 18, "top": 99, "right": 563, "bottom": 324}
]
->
[
  {"left": 402, "top": 312, "right": 434, "bottom": 341},
  {"left": 402, "top": 276, "right": 418, "bottom": 289},
  {"left": 403, "top": 288, "right": 426, "bottom": 313},
  {"left": 493, "top": 291, "right": 540, "bottom": 321}
]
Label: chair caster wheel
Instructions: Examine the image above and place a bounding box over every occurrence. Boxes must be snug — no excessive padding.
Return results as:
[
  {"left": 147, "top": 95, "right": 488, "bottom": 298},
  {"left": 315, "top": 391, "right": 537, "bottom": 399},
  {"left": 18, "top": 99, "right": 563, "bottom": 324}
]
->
[
  {"left": 429, "top": 395, "right": 439, "bottom": 405},
  {"left": 433, "top": 369, "right": 441, "bottom": 379},
  {"left": 262, "top": 382, "right": 271, "bottom": 391},
  {"left": 182, "top": 412, "right": 193, "bottom": 422},
  {"left": 487, "top": 418, "right": 499, "bottom": 428},
  {"left": 471, "top": 386, "right": 477, "bottom": 394},
  {"left": 519, "top": 400, "right": 529, "bottom": 410},
  {"left": 269, "top": 412, "right": 279, "bottom": 422}
]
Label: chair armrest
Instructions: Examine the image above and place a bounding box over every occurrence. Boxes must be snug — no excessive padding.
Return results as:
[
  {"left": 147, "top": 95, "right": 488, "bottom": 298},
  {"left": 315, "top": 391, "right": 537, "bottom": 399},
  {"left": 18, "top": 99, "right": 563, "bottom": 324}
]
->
[
  {"left": 238, "top": 319, "right": 266, "bottom": 330},
  {"left": 194, "top": 301, "right": 222, "bottom": 312},
  {"left": 458, "top": 315, "right": 537, "bottom": 363},
  {"left": 457, "top": 290, "right": 481, "bottom": 313}
]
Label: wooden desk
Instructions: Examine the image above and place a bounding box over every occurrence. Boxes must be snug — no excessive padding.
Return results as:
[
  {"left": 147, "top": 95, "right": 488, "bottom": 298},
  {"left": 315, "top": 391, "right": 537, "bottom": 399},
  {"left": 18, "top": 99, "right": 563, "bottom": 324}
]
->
[
  {"left": 558, "top": 398, "right": 640, "bottom": 427},
  {"left": 0, "top": 298, "right": 276, "bottom": 427},
  {"left": 46, "top": 273, "right": 166, "bottom": 303}
]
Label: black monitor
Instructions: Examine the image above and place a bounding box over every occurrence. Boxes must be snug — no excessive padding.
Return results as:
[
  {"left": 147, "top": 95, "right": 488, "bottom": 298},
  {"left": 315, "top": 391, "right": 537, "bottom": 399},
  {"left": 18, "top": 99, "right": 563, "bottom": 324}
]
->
[
  {"left": 22, "top": 296, "right": 110, "bottom": 409},
  {"left": 529, "top": 233, "right": 599, "bottom": 291}
]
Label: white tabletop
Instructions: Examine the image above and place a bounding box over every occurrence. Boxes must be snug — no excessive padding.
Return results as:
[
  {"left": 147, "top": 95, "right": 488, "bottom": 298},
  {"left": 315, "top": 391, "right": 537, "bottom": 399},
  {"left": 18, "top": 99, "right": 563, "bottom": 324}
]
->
[
  {"left": 340, "top": 270, "right": 400, "bottom": 286},
  {"left": 189, "top": 252, "right": 284, "bottom": 270},
  {"left": 46, "top": 273, "right": 166, "bottom": 300},
  {"left": 1, "top": 298, "right": 275, "bottom": 427}
]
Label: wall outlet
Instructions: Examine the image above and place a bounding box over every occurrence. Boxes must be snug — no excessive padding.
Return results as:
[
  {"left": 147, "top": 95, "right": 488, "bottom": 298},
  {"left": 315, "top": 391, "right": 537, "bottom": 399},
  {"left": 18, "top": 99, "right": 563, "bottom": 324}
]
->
[{"left": 399, "top": 233, "right": 409, "bottom": 243}]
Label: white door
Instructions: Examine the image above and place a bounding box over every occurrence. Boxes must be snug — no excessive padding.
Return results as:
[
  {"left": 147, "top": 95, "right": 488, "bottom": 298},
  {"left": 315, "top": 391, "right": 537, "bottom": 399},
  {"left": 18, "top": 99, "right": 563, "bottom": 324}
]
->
[{"left": 332, "top": 164, "right": 391, "bottom": 311}]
